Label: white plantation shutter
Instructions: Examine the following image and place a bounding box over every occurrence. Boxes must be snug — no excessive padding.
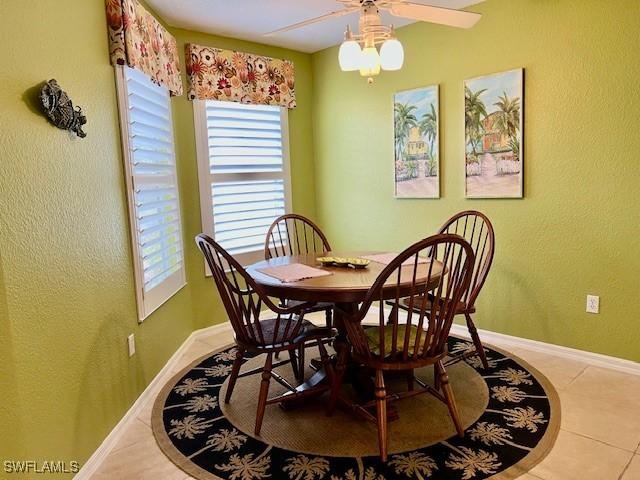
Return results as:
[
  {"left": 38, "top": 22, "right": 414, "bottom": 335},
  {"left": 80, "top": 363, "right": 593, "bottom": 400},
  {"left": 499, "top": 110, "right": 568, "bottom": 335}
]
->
[
  {"left": 194, "top": 100, "right": 292, "bottom": 266},
  {"left": 116, "top": 66, "right": 186, "bottom": 321}
]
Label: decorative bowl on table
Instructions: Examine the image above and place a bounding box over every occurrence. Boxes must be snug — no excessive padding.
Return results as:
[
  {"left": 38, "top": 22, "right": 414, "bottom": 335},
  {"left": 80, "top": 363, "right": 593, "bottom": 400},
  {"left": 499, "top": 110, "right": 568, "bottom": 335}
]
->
[
  {"left": 332, "top": 257, "right": 350, "bottom": 267},
  {"left": 316, "top": 256, "right": 370, "bottom": 269},
  {"left": 316, "top": 256, "right": 336, "bottom": 266},
  {"left": 346, "top": 258, "right": 370, "bottom": 269}
]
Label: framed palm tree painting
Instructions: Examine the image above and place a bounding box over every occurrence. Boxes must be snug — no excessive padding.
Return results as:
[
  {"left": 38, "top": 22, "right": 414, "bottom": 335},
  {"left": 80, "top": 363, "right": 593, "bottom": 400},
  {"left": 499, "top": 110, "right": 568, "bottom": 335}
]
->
[
  {"left": 393, "top": 85, "right": 440, "bottom": 198},
  {"left": 465, "top": 69, "right": 524, "bottom": 198}
]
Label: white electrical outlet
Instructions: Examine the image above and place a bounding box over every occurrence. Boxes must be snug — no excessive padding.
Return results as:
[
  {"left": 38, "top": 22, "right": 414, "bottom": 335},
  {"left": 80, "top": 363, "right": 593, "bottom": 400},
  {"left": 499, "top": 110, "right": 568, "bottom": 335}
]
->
[
  {"left": 127, "top": 334, "right": 136, "bottom": 357},
  {"left": 586, "top": 295, "right": 599, "bottom": 314}
]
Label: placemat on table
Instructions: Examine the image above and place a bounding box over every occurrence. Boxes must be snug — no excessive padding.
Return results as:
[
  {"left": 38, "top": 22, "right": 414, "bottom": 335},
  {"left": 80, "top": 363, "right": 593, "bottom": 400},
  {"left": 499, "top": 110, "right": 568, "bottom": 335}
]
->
[{"left": 257, "top": 263, "right": 332, "bottom": 283}]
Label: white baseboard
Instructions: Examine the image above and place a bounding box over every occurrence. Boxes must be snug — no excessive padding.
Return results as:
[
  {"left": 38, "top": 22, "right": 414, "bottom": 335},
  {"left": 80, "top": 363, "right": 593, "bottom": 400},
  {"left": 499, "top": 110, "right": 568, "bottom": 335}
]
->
[
  {"left": 449, "top": 323, "right": 640, "bottom": 377},
  {"left": 376, "top": 306, "right": 640, "bottom": 376},
  {"left": 77, "top": 317, "right": 639, "bottom": 478},
  {"left": 74, "top": 322, "right": 233, "bottom": 480}
]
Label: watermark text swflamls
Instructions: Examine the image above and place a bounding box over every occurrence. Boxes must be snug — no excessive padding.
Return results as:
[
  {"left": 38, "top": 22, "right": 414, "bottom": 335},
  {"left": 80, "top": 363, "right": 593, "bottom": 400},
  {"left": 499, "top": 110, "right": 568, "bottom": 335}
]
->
[{"left": 3, "top": 460, "right": 80, "bottom": 474}]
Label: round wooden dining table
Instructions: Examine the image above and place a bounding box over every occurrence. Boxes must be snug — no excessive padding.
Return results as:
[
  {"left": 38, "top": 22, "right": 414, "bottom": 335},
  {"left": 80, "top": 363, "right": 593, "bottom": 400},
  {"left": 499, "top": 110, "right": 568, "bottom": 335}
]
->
[{"left": 245, "top": 251, "right": 445, "bottom": 405}]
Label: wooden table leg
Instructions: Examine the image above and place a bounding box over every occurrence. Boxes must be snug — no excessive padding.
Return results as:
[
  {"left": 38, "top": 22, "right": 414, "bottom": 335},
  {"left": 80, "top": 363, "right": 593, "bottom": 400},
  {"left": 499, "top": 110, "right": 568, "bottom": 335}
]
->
[
  {"left": 279, "top": 302, "right": 397, "bottom": 422},
  {"left": 280, "top": 303, "right": 358, "bottom": 410},
  {"left": 280, "top": 302, "right": 356, "bottom": 409}
]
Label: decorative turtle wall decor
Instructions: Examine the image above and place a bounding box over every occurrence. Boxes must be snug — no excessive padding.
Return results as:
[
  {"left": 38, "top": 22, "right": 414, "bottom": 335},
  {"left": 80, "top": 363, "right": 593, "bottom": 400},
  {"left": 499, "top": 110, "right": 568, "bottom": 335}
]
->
[{"left": 39, "top": 79, "right": 87, "bottom": 138}]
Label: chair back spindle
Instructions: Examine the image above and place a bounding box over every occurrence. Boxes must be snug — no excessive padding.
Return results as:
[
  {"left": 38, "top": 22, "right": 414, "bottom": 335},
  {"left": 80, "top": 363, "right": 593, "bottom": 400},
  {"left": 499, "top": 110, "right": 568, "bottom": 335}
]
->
[
  {"left": 438, "top": 211, "right": 495, "bottom": 310},
  {"left": 265, "top": 214, "right": 331, "bottom": 260}
]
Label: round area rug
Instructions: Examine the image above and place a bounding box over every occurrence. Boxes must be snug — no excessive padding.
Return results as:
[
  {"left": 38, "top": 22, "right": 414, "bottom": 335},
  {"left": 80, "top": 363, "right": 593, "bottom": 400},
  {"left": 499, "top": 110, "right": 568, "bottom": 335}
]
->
[{"left": 152, "top": 336, "right": 560, "bottom": 480}]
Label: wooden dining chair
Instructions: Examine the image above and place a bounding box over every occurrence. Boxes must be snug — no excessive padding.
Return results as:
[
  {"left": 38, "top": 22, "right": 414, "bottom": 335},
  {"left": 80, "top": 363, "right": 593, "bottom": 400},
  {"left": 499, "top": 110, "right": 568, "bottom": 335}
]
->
[
  {"left": 264, "top": 214, "right": 335, "bottom": 378},
  {"left": 195, "top": 234, "right": 335, "bottom": 435},
  {"left": 388, "top": 211, "right": 495, "bottom": 369},
  {"left": 328, "top": 234, "right": 475, "bottom": 462}
]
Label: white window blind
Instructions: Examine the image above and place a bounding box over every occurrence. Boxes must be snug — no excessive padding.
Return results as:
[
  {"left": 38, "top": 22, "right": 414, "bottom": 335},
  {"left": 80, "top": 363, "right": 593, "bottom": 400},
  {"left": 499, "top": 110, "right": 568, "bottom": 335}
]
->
[
  {"left": 194, "top": 100, "right": 292, "bottom": 266},
  {"left": 116, "top": 66, "right": 186, "bottom": 321}
]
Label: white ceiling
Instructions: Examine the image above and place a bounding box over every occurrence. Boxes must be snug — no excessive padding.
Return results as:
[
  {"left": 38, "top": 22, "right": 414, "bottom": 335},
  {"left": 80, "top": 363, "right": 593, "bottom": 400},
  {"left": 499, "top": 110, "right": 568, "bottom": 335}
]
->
[{"left": 147, "top": 0, "right": 485, "bottom": 53}]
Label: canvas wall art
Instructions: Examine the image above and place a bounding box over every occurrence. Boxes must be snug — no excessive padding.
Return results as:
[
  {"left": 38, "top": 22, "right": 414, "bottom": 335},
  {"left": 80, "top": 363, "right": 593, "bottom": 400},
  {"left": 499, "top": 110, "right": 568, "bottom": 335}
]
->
[
  {"left": 393, "top": 85, "right": 440, "bottom": 198},
  {"left": 465, "top": 69, "right": 523, "bottom": 198}
]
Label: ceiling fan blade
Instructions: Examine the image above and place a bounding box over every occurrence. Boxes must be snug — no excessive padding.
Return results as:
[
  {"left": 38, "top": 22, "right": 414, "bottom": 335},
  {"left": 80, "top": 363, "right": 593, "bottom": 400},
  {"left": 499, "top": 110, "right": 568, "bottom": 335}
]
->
[
  {"left": 264, "top": 7, "right": 359, "bottom": 36},
  {"left": 389, "top": 2, "right": 481, "bottom": 29}
]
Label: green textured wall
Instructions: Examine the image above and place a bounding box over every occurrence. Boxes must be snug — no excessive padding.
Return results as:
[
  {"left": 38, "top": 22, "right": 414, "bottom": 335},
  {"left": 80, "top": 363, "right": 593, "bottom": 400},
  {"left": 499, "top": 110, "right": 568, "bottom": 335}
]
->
[
  {"left": 311, "top": 0, "right": 640, "bottom": 362},
  {"left": 0, "top": 0, "right": 315, "bottom": 471},
  {"left": 0, "top": 0, "right": 195, "bottom": 468}
]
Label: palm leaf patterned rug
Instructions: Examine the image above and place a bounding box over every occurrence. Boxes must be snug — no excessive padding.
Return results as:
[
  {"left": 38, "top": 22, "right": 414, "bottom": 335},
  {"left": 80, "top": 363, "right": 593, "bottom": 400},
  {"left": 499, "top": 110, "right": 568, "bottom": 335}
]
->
[{"left": 152, "top": 337, "right": 559, "bottom": 480}]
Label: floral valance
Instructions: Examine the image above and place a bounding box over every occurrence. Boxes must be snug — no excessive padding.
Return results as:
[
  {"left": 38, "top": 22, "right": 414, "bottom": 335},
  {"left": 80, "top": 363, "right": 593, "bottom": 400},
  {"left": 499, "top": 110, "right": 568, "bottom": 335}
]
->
[
  {"left": 185, "top": 43, "right": 296, "bottom": 109},
  {"left": 105, "top": 0, "right": 183, "bottom": 96}
]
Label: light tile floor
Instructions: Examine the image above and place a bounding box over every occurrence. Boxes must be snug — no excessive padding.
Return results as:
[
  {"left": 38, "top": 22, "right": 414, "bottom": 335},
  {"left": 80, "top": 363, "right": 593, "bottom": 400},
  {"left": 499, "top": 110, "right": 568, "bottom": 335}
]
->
[{"left": 91, "top": 315, "right": 640, "bottom": 479}]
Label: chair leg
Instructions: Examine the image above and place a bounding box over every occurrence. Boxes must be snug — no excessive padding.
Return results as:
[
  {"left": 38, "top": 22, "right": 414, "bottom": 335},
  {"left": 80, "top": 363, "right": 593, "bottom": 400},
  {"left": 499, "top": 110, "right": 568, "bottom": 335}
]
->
[
  {"left": 255, "top": 353, "right": 273, "bottom": 436},
  {"left": 406, "top": 369, "right": 414, "bottom": 391},
  {"left": 224, "top": 347, "right": 244, "bottom": 404},
  {"left": 386, "top": 303, "right": 398, "bottom": 326},
  {"left": 297, "top": 344, "right": 305, "bottom": 383},
  {"left": 375, "top": 369, "right": 388, "bottom": 462},
  {"left": 317, "top": 338, "right": 334, "bottom": 382},
  {"left": 327, "top": 340, "right": 349, "bottom": 416},
  {"left": 437, "top": 361, "right": 464, "bottom": 437},
  {"left": 288, "top": 349, "right": 299, "bottom": 382},
  {"left": 466, "top": 312, "right": 489, "bottom": 369},
  {"left": 325, "top": 307, "right": 333, "bottom": 329},
  {"left": 325, "top": 308, "right": 334, "bottom": 347},
  {"left": 434, "top": 364, "right": 441, "bottom": 391}
]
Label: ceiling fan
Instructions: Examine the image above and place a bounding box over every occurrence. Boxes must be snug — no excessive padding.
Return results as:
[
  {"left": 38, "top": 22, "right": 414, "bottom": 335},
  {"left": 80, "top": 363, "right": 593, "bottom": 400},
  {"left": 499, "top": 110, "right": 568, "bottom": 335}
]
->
[{"left": 265, "top": 1, "right": 482, "bottom": 82}]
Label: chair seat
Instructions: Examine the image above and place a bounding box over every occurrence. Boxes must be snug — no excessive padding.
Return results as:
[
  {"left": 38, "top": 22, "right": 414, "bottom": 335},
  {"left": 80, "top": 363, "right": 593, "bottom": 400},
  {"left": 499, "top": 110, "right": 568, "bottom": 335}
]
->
[
  {"left": 365, "top": 324, "right": 427, "bottom": 356},
  {"left": 395, "top": 295, "right": 474, "bottom": 315},
  {"left": 248, "top": 317, "right": 332, "bottom": 347}
]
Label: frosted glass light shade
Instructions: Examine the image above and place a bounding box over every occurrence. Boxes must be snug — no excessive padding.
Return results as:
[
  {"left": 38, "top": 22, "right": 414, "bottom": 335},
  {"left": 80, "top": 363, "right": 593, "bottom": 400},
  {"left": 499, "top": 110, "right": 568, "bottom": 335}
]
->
[
  {"left": 380, "top": 38, "right": 404, "bottom": 71},
  {"left": 339, "top": 40, "right": 362, "bottom": 71},
  {"left": 359, "top": 47, "right": 381, "bottom": 77}
]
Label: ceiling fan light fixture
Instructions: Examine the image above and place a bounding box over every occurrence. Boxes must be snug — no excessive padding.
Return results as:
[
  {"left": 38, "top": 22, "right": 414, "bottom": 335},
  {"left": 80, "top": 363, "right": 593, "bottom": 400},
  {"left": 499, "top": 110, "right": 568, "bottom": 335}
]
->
[
  {"left": 264, "top": 0, "right": 482, "bottom": 78},
  {"left": 359, "top": 46, "right": 381, "bottom": 77},
  {"left": 380, "top": 37, "right": 404, "bottom": 71}
]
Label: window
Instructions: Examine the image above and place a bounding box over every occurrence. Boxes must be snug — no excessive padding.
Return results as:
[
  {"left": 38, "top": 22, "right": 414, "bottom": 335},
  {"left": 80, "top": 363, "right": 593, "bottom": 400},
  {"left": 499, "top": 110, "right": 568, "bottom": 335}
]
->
[
  {"left": 194, "top": 100, "right": 292, "bottom": 266},
  {"left": 115, "top": 66, "right": 186, "bottom": 321}
]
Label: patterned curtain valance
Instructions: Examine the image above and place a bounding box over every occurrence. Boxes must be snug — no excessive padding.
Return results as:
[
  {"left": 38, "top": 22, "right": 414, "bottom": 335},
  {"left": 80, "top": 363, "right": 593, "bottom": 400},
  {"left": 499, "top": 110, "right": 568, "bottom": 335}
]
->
[
  {"left": 185, "top": 43, "right": 296, "bottom": 109},
  {"left": 105, "top": 0, "right": 183, "bottom": 96}
]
